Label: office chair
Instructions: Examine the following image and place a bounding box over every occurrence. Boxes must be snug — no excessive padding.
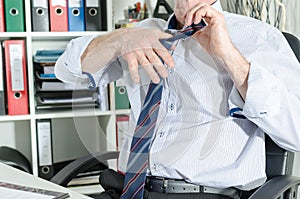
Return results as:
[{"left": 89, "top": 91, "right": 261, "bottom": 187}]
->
[{"left": 51, "top": 32, "right": 300, "bottom": 199}]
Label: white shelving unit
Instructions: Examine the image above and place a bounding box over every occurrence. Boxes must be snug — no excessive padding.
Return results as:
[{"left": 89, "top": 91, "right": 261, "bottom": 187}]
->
[{"left": 0, "top": 0, "right": 126, "bottom": 190}]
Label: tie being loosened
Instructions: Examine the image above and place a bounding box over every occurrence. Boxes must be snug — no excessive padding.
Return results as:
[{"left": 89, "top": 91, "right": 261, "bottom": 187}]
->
[{"left": 120, "top": 19, "right": 207, "bottom": 199}]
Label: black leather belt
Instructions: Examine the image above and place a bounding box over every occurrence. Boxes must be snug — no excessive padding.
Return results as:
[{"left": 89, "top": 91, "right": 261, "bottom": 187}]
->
[{"left": 145, "top": 176, "right": 239, "bottom": 197}]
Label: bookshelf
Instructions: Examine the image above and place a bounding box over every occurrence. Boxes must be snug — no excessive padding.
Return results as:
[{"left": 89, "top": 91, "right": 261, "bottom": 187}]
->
[{"left": 0, "top": 0, "right": 127, "bottom": 194}]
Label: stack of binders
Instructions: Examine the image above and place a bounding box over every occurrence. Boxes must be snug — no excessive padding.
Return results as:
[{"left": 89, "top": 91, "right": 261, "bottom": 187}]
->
[
  {"left": 30, "top": 0, "right": 107, "bottom": 32},
  {"left": 33, "top": 49, "right": 100, "bottom": 110}
]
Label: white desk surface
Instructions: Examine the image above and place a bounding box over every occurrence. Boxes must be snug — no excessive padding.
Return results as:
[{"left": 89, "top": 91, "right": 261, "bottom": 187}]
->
[{"left": 0, "top": 162, "right": 93, "bottom": 199}]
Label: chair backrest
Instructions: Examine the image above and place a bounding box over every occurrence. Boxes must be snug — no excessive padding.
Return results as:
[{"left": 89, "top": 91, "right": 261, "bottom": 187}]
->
[
  {"left": 265, "top": 32, "right": 299, "bottom": 179},
  {"left": 265, "top": 135, "right": 295, "bottom": 179},
  {"left": 282, "top": 32, "right": 300, "bottom": 62}
]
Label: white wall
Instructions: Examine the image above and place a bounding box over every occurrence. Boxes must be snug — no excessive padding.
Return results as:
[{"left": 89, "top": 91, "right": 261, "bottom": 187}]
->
[{"left": 285, "top": 1, "right": 300, "bottom": 38}]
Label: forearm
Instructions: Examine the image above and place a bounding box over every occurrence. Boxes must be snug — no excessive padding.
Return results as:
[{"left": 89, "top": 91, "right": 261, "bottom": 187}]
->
[
  {"left": 81, "top": 29, "right": 127, "bottom": 73},
  {"left": 219, "top": 46, "right": 250, "bottom": 100}
]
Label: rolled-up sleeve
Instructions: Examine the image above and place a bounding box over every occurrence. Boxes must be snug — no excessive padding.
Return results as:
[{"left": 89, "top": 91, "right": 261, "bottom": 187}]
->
[
  {"left": 55, "top": 36, "right": 97, "bottom": 86},
  {"left": 55, "top": 35, "right": 124, "bottom": 89},
  {"left": 228, "top": 29, "right": 300, "bottom": 151}
]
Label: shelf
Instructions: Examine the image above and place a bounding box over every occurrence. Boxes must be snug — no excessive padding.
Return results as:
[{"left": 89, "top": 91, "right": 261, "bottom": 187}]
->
[
  {"left": 0, "top": 115, "right": 32, "bottom": 122},
  {"left": 0, "top": 31, "right": 108, "bottom": 40},
  {"left": 35, "top": 109, "right": 113, "bottom": 119},
  {"left": 0, "top": 110, "right": 113, "bottom": 121},
  {"left": 30, "top": 31, "right": 109, "bottom": 41},
  {"left": 115, "top": 109, "right": 130, "bottom": 115},
  {"left": 0, "top": 32, "right": 27, "bottom": 39}
]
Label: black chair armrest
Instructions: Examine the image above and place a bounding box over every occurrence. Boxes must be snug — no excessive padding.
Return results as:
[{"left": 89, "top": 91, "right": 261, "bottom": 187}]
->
[
  {"left": 50, "top": 151, "right": 120, "bottom": 187},
  {"left": 249, "top": 175, "right": 300, "bottom": 199}
]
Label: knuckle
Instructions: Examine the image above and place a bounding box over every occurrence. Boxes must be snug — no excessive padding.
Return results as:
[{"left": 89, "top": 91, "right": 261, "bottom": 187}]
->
[
  {"left": 140, "top": 60, "right": 150, "bottom": 67},
  {"left": 147, "top": 54, "right": 159, "bottom": 62}
]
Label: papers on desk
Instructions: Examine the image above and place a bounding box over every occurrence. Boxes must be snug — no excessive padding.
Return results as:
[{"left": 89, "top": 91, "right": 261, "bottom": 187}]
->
[
  {"left": 38, "top": 96, "right": 97, "bottom": 104},
  {"left": 0, "top": 182, "right": 69, "bottom": 199},
  {"left": 39, "top": 82, "right": 89, "bottom": 91}
]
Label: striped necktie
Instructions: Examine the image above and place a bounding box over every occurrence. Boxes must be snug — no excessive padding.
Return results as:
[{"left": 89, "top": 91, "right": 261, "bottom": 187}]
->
[
  {"left": 120, "top": 81, "right": 163, "bottom": 199},
  {"left": 121, "top": 20, "right": 206, "bottom": 199}
]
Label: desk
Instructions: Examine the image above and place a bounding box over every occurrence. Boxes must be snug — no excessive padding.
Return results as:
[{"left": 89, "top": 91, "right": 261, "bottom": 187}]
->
[{"left": 0, "top": 162, "right": 92, "bottom": 198}]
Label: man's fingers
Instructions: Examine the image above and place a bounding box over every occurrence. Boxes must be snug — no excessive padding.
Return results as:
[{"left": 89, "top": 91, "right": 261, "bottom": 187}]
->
[
  {"left": 120, "top": 28, "right": 176, "bottom": 83},
  {"left": 184, "top": 3, "right": 216, "bottom": 27},
  {"left": 136, "top": 55, "right": 161, "bottom": 84},
  {"left": 154, "top": 48, "right": 174, "bottom": 68},
  {"left": 145, "top": 50, "right": 169, "bottom": 79},
  {"left": 124, "top": 53, "right": 140, "bottom": 83}
]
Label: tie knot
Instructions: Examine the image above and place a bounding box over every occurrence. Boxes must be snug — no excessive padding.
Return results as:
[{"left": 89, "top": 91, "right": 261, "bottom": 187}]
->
[{"left": 160, "top": 19, "right": 206, "bottom": 49}]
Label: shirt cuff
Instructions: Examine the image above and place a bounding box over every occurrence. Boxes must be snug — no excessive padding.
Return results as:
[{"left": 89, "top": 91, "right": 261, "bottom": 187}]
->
[
  {"left": 242, "top": 61, "right": 282, "bottom": 118},
  {"left": 82, "top": 57, "right": 124, "bottom": 89},
  {"left": 228, "top": 61, "right": 283, "bottom": 118},
  {"left": 63, "top": 35, "right": 98, "bottom": 76}
]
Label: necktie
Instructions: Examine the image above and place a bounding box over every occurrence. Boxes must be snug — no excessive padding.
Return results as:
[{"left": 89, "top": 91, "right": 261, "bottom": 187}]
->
[
  {"left": 120, "top": 81, "right": 163, "bottom": 199},
  {"left": 121, "top": 20, "right": 206, "bottom": 199}
]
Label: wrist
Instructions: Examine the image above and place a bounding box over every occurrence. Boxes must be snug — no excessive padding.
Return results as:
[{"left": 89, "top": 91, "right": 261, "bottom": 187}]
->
[
  {"left": 81, "top": 30, "right": 127, "bottom": 73},
  {"left": 217, "top": 47, "right": 250, "bottom": 100},
  {"left": 108, "top": 28, "right": 129, "bottom": 54}
]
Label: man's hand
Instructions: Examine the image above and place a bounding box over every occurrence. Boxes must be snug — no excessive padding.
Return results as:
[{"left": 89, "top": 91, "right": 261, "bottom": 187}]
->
[
  {"left": 81, "top": 28, "right": 174, "bottom": 84},
  {"left": 185, "top": 2, "right": 233, "bottom": 58},
  {"left": 119, "top": 28, "right": 174, "bottom": 84},
  {"left": 184, "top": 2, "right": 250, "bottom": 100}
]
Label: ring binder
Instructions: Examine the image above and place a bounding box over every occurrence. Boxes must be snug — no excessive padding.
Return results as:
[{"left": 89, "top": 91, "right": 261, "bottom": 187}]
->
[
  {"left": 37, "top": 119, "right": 54, "bottom": 180},
  {"left": 3, "top": 40, "right": 29, "bottom": 115},
  {"left": 4, "top": 0, "right": 25, "bottom": 32},
  {"left": 31, "top": 0, "right": 50, "bottom": 31}
]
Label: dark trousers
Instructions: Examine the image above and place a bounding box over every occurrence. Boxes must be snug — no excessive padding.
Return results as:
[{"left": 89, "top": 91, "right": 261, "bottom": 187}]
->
[
  {"left": 98, "top": 191, "right": 231, "bottom": 199},
  {"left": 145, "top": 192, "right": 231, "bottom": 199},
  {"left": 96, "top": 169, "right": 234, "bottom": 199}
]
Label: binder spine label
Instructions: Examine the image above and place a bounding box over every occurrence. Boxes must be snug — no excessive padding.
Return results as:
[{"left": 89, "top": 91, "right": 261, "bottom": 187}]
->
[
  {"left": 86, "top": 0, "right": 99, "bottom": 7},
  {"left": 69, "top": 0, "right": 81, "bottom": 7},
  {"left": 33, "top": 0, "right": 48, "bottom": 8},
  {"left": 52, "top": 0, "right": 67, "bottom": 6},
  {"left": 9, "top": 44, "right": 24, "bottom": 91}
]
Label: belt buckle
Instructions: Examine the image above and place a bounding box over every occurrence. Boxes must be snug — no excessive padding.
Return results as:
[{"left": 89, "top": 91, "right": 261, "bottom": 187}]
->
[
  {"left": 156, "top": 177, "right": 168, "bottom": 193},
  {"left": 147, "top": 176, "right": 168, "bottom": 193}
]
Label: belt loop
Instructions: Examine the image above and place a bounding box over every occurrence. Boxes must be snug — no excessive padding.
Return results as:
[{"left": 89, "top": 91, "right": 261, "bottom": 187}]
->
[
  {"left": 162, "top": 178, "right": 168, "bottom": 193},
  {"left": 199, "top": 185, "right": 204, "bottom": 193}
]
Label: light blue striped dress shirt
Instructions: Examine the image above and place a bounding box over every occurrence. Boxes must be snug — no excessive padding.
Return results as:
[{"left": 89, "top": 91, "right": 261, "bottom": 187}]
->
[{"left": 55, "top": 1, "right": 300, "bottom": 191}]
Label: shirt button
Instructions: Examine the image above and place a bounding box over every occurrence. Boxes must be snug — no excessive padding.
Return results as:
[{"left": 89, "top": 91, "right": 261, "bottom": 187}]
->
[
  {"left": 153, "top": 164, "right": 157, "bottom": 170},
  {"left": 159, "top": 131, "right": 165, "bottom": 137},
  {"left": 169, "top": 103, "right": 175, "bottom": 110},
  {"left": 169, "top": 68, "right": 174, "bottom": 74}
]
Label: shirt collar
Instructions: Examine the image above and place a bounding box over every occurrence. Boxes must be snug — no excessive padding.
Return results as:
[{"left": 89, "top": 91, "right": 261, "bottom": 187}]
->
[{"left": 167, "top": 0, "right": 223, "bottom": 30}]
